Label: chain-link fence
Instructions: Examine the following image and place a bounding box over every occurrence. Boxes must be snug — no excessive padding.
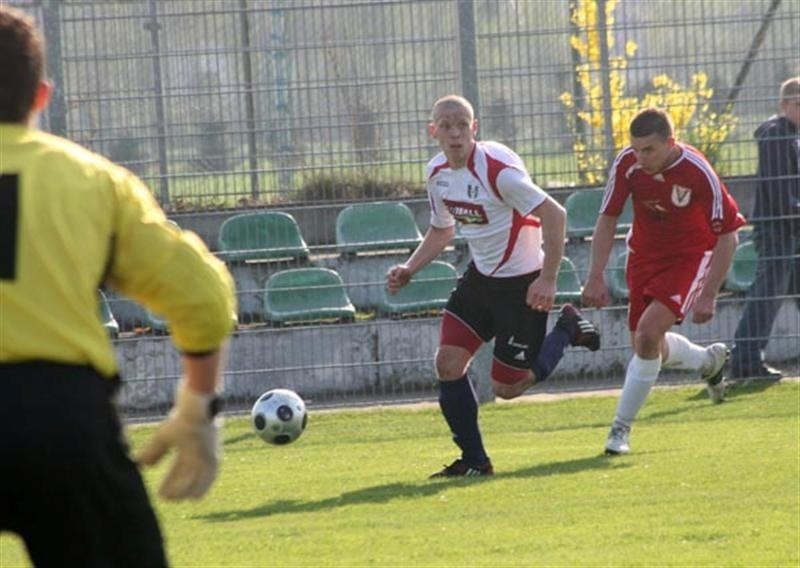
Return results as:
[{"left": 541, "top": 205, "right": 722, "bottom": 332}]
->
[{"left": 9, "top": 0, "right": 799, "bottom": 419}]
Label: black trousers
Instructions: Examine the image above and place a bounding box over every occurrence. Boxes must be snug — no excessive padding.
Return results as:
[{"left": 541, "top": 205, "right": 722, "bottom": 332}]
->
[{"left": 0, "top": 363, "right": 168, "bottom": 568}]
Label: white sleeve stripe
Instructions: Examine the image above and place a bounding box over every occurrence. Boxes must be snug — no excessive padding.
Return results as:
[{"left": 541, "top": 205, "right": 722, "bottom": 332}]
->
[
  {"left": 601, "top": 147, "right": 633, "bottom": 213},
  {"left": 682, "top": 250, "right": 713, "bottom": 313},
  {"left": 683, "top": 152, "right": 723, "bottom": 219}
]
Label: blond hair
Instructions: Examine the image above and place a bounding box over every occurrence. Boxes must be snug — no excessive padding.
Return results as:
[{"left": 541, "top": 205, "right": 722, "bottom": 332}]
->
[
  {"left": 430, "top": 95, "right": 474, "bottom": 123},
  {"left": 779, "top": 77, "right": 800, "bottom": 103}
]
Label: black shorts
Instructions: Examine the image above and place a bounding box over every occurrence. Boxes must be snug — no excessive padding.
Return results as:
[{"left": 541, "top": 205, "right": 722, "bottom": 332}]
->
[
  {"left": 0, "top": 363, "right": 167, "bottom": 568},
  {"left": 444, "top": 263, "right": 548, "bottom": 369}
]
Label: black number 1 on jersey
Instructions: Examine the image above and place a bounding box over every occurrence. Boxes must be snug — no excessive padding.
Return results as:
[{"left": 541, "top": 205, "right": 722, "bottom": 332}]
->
[{"left": 0, "top": 174, "right": 20, "bottom": 280}]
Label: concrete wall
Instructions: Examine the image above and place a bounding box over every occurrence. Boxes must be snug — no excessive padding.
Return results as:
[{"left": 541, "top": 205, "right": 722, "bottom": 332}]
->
[{"left": 114, "top": 296, "right": 799, "bottom": 413}]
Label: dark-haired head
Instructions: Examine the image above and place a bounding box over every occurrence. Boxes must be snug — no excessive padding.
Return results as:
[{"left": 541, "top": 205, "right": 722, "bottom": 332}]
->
[
  {"left": 629, "top": 108, "right": 674, "bottom": 140},
  {"left": 0, "top": 5, "right": 45, "bottom": 123}
]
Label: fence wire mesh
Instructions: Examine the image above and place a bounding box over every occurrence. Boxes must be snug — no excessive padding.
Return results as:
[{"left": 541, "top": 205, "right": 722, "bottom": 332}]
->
[{"left": 8, "top": 0, "right": 799, "bottom": 420}]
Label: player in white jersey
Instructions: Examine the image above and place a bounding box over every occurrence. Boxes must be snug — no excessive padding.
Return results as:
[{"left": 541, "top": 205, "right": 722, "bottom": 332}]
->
[{"left": 387, "top": 95, "right": 600, "bottom": 477}]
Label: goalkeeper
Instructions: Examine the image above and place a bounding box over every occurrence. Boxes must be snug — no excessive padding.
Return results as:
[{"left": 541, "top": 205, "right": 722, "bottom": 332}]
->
[{"left": 0, "top": 6, "right": 236, "bottom": 567}]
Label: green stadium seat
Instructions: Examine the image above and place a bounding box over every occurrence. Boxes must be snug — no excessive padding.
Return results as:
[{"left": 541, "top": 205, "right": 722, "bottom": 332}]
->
[
  {"left": 565, "top": 190, "right": 603, "bottom": 240},
  {"left": 556, "top": 256, "right": 583, "bottom": 304},
  {"left": 336, "top": 202, "right": 422, "bottom": 255},
  {"left": 565, "top": 189, "right": 633, "bottom": 240},
  {"left": 725, "top": 240, "right": 758, "bottom": 292},
  {"left": 143, "top": 310, "right": 169, "bottom": 335},
  {"left": 607, "top": 250, "right": 629, "bottom": 301},
  {"left": 263, "top": 267, "right": 356, "bottom": 325},
  {"left": 98, "top": 290, "right": 119, "bottom": 339},
  {"left": 379, "top": 260, "right": 457, "bottom": 316},
  {"left": 218, "top": 211, "right": 310, "bottom": 263}
]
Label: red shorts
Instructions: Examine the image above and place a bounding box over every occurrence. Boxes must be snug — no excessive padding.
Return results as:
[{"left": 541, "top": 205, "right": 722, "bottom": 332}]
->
[{"left": 626, "top": 250, "right": 713, "bottom": 331}]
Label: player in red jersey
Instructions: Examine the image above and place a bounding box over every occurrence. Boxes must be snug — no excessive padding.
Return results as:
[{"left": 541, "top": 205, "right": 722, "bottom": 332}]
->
[
  {"left": 387, "top": 95, "right": 600, "bottom": 477},
  {"left": 581, "top": 108, "right": 745, "bottom": 455}
]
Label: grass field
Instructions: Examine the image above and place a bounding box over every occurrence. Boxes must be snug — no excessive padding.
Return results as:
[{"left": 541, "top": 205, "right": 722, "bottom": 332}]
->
[{"left": 2, "top": 381, "right": 798, "bottom": 567}]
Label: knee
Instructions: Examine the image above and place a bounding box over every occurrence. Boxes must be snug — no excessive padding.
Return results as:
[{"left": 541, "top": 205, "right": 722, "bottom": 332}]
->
[
  {"left": 434, "top": 349, "right": 469, "bottom": 380},
  {"left": 633, "top": 327, "right": 663, "bottom": 355}
]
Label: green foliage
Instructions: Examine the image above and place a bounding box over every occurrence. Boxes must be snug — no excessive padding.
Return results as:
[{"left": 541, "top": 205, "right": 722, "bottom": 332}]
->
[
  {"left": 294, "top": 173, "right": 424, "bottom": 204},
  {"left": 5, "top": 382, "right": 796, "bottom": 566},
  {"left": 561, "top": 0, "right": 738, "bottom": 183}
]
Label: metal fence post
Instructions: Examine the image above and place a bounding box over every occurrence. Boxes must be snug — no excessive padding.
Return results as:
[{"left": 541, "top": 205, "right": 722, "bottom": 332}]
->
[
  {"left": 146, "top": 0, "right": 170, "bottom": 206},
  {"left": 596, "top": 0, "right": 616, "bottom": 171},
  {"left": 40, "top": 0, "right": 67, "bottom": 137},
  {"left": 457, "top": 0, "right": 481, "bottom": 118},
  {"left": 239, "top": 0, "right": 260, "bottom": 201},
  {"left": 268, "top": 5, "right": 294, "bottom": 193}
]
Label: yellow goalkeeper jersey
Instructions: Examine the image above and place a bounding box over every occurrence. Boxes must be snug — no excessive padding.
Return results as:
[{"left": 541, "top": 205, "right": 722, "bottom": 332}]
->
[{"left": 0, "top": 123, "right": 236, "bottom": 377}]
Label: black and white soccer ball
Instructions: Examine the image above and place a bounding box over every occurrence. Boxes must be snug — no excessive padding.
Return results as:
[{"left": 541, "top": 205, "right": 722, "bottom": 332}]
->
[{"left": 251, "top": 389, "right": 307, "bottom": 445}]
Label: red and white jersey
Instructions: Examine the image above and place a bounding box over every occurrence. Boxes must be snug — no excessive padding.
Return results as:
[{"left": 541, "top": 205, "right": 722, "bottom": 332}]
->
[
  {"left": 601, "top": 143, "right": 746, "bottom": 260},
  {"left": 426, "top": 141, "right": 547, "bottom": 277}
]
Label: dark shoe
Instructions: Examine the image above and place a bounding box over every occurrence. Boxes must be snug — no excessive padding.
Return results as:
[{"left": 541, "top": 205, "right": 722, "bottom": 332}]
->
[
  {"left": 556, "top": 303, "right": 601, "bottom": 351},
  {"left": 730, "top": 363, "right": 782, "bottom": 382},
  {"left": 429, "top": 458, "right": 494, "bottom": 478}
]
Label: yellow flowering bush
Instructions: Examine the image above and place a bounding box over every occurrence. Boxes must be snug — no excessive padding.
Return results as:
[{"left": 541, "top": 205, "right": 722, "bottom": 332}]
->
[{"left": 562, "top": 0, "right": 737, "bottom": 183}]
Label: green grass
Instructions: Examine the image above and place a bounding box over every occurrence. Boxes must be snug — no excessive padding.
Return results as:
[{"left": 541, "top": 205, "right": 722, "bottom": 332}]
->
[{"left": 2, "top": 381, "right": 798, "bottom": 566}]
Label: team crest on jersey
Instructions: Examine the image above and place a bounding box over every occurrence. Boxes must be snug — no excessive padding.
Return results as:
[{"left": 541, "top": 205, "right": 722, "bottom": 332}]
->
[
  {"left": 467, "top": 184, "right": 480, "bottom": 199},
  {"left": 442, "top": 198, "right": 488, "bottom": 225},
  {"left": 671, "top": 185, "right": 692, "bottom": 207}
]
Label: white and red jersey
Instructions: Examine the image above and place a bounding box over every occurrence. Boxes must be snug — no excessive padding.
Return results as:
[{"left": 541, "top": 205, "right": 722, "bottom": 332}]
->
[
  {"left": 601, "top": 143, "right": 746, "bottom": 260},
  {"left": 426, "top": 141, "right": 547, "bottom": 277}
]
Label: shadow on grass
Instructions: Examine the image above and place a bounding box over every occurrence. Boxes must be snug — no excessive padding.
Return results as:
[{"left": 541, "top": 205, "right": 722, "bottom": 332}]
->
[
  {"left": 198, "top": 454, "right": 625, "bottom": 522},
  {"left": 222, "top": 432, "right": 256, "bottom": 446},
  {"left": 681, "top": 377, "right": 781, "bottom": 405},
  {"left": 725, "top": 379, "right": 783, "bottom": 398}
]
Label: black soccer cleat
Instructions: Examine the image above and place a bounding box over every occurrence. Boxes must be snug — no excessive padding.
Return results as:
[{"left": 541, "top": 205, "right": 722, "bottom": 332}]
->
[
  {"left": 429, "top": 458, "right": 494, "bottom": 478},
  {"left": 557, "top": 303, "right": 601, "bottom": 352}
]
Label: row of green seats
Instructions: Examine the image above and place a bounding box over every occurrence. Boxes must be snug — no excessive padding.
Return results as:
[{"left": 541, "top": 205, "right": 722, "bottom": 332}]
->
[
  {"left": 216, "top": 202, "right": 424, "bottom": 263},
  {"left": 100, "top": 262, "right": 460, "bottom": 332},
  {"left": 264, "top": 261, "right": 458, "bottom": 325},
  {"left": 217, "top": 192, "right": 635, "bottom": 260}
]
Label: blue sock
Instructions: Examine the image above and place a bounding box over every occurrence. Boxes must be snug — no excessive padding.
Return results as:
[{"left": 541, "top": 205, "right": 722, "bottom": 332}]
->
[
  {"left": 438, "top": 376, "right": 488, "bottom": 465},
  {"left": 530, "top": 326, "right": 571, "bottom": 382}
]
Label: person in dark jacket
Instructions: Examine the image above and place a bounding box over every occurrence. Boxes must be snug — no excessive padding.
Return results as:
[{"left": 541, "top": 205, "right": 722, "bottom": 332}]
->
[{"left": 730, "top": 77, "right": 800, "bottom": 381}]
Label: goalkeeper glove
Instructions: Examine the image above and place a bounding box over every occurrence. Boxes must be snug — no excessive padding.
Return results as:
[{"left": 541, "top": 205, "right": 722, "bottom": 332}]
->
[{"left": 137, "top": 382, "right": 222, "bottom": 500}]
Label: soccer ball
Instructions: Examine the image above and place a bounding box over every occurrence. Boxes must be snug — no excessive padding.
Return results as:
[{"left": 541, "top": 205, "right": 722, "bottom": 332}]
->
[{"left": 251, "top": 389, "right": 308, "bottom": 445}]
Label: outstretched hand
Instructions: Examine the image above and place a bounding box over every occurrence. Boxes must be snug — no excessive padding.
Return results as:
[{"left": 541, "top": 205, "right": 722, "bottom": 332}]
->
[
  {"left": 690, "top": 294, "right": 716, "bottom": 324},
  {"left": 137, "top": 383, "right": 220, "bottom": 501},
  {"left": 386, "top": 264, "right": 412, "bottom": 295},
  {"left": 526, "top": 275, "right": 556, "bottom": 312},
  {"left": 581, "top": 274, "right": 611, "bottom": 309}
]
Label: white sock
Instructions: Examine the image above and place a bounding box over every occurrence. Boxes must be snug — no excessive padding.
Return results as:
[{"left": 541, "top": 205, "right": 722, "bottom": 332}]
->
[
  {"left": 662, "top": 332, "right": 710, "bottom": 371},
  {"left": 614, "top": 355, "right": 662, "bottom": 427}
]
